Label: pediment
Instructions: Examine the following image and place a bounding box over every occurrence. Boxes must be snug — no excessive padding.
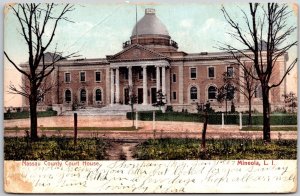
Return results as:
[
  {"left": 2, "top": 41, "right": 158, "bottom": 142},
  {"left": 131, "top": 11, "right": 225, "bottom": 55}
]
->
[{"left": 107, "top": 44, "right": 168, "bottom": 62}]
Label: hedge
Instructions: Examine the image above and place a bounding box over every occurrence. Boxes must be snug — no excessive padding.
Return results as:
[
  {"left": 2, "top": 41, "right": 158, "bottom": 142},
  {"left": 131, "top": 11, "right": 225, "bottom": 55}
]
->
[
  {"left": 126, "top": 111, "right": 297, "bottom": 125},
  {"left": 4, "top": 110, "right": 57, "bottom": 120}
]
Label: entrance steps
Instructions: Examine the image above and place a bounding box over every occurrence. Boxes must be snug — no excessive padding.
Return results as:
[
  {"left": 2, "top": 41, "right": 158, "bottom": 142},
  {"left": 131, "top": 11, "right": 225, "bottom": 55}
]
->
[{"left": 62, "top": 104, "right": 159, "bottom": 116}]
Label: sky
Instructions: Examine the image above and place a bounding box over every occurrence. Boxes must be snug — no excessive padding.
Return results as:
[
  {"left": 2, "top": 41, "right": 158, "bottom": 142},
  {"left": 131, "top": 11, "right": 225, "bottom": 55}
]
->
[{"left": 3, "top": 0, "right": 298, "bottom": 107}]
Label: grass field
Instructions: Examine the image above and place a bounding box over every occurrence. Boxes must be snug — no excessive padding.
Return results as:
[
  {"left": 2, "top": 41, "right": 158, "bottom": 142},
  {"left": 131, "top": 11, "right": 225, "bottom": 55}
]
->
[
  {"left": 134, "top": 138, "right": 297, "bottom": 160},
  {"left": 4, "top": 136, "right": 109, "bottom": 160}
]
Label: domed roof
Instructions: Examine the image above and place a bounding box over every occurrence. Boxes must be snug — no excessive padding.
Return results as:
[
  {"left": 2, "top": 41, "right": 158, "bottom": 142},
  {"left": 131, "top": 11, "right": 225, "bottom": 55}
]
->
[{"left": 131, "top": 8, "right": 169, "bottom": 37}]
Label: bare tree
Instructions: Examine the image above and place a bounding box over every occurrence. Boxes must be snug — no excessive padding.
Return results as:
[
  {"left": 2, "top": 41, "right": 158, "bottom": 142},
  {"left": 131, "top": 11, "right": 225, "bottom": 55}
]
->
[
  {"left": 220, "top": 3, "right": 297, "bottom": 142},
  {"left": 223, "top": 65, "right": 259, "bottom": 126},
  {"left": 4, "top": 3, "right": 75, "bottom": 140},
  {"left": 217, "top": 72, "right": 235, "bottom": 118},
  {"left": 128, "top": 85, "right": 137, "bottom": 127}
]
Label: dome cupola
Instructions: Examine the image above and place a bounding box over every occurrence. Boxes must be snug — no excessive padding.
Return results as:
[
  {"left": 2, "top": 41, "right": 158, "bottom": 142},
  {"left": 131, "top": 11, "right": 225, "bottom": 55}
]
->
[
  {"left": 131, "top": 8, "right": 169, "bottom": 37},
  {"left": 123, "top": 8, "right": 178, "bottom": 52}
]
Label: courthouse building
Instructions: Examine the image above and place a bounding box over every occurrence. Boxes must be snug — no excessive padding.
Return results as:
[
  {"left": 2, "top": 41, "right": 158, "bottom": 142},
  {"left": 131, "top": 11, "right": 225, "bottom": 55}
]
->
[{"left": 22, "top": 8, "right": 288, "bottom": 113}]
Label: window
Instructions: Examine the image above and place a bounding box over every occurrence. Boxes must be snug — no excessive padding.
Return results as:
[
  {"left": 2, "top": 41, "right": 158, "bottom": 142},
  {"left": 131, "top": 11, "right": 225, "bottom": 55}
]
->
[
  {"left": 151, "top": 69, "right": 156, "bottom": 80},
  {"left": 65, "top": 90, "right": 71, "bottom": 102},
  {"left": 190, "top": 68, "right": 197, "bottom": 79},
  {"left": 208, "top": 86, "right": 217, "bottom": 99},
  {"left": 254, "top": 85, "right": 262, "bottom": 98},
  {"left": 227, "top": 67, "right": 234, "bottom": 78},
  {"left": 80, "top": 72, "right": 86, "bottom": 82},
  {"left": 65, "top": 73, "right": 71, "bottom": 83},
  {"left": 190, "top": 86, "right": 197, "bottom": 99},
  {"left": 80, "top": 89, "right": 86, "bottom": 102},
  {"left": 208, "top": 67, "right": 215, "bottom": 78},
  {"left": 95, "top": 89, "right": 102, "bottom": 101},
  {"left": 95, "top": 72, "right": 101, "bottom": 82},
  {"left": 172, "top": 74, "right": 176, "bottom": 83},
  {"left": 173, "top": 92, "right": 177, "bottom": 100}
]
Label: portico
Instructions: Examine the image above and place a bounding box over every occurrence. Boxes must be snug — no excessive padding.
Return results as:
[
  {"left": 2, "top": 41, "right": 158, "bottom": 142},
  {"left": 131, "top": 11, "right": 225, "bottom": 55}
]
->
[{"left": 109, "top": 60, "right": 169, "bottom": 105}]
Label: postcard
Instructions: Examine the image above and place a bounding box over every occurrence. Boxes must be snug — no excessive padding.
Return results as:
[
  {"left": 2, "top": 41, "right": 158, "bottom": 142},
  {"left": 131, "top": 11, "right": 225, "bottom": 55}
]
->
[{"left": 3, "top": 0, "right": 298, "bottom": 193}]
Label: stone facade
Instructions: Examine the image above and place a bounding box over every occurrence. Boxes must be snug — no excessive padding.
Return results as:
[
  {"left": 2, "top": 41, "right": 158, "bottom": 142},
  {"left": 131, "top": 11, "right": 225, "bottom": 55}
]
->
[{"left": 21, "top": 8, "right": 287, "bottom": 113}]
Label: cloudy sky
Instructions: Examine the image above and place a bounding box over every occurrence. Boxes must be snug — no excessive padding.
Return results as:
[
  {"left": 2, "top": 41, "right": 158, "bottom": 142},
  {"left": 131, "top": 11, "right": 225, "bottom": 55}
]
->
[{"left": 3, "top": 1, "right": 298, "bottom": 107}]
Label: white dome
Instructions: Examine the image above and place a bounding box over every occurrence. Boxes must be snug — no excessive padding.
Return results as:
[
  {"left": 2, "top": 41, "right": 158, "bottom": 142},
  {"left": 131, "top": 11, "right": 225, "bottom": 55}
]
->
[{"left": 131, "top": 8, "right": 169, "bottom": 37}]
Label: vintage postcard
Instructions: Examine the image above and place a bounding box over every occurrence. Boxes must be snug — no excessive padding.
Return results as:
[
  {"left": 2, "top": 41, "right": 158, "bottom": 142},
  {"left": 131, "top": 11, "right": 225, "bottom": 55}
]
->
[{"left": 3, "top": 0, "right": 298, "bottom": 193}]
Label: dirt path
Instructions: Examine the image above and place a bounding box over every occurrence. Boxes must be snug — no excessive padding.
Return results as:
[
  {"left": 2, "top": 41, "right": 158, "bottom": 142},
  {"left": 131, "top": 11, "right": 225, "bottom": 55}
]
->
[{"left": 106, "top": 141, "right": 139, "bottom": 160}]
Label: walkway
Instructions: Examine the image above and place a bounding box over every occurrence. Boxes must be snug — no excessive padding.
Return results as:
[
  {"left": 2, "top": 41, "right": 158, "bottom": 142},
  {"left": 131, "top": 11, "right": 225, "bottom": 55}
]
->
[{"left": 4, "top": 116, "right": 297, "bottom": 140}]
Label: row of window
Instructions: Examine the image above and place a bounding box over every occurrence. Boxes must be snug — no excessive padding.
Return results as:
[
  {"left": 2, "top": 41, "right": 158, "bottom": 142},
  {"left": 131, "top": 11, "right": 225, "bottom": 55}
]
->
[
  {"left": 182, "top": 84, "right": 262, "bottom": 101},
  {"left": 65, "top": 66, "right": 234, "bottom": 83},
  {"left": 65, "top": 71, "right": 101, "bottom": 83},
  {"left": 65, "top": 89, "right": 103, "bottom": 103},
  {"left": 186, "top": 66, "right": 234, "bottom": 81}
]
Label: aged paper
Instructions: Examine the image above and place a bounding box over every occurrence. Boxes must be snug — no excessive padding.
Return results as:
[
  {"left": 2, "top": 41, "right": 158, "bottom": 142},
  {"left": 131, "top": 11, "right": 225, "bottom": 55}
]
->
[{"left": 4, "top": 160, "right": 297, "bottom": 193}]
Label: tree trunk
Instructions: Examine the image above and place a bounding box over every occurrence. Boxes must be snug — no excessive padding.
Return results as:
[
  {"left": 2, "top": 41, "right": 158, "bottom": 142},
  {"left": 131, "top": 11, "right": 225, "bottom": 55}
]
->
[
  {"left": 262, "top": 86, "right": 271, "bottom": 142},
  {"left": 201, "top": 111, "right": 208, "bottom": 150},
  {"left": 29, "top": 97, "right": 38, "bottom": 141},
  {"left": 131, "top": 104, "right": 134, "bottom": 127},
  {"left": 225, "top": 100, "right": 227, "bottom": 123},
  {"left": 248, "top": 98, "right": 252, "bottom": 127}
]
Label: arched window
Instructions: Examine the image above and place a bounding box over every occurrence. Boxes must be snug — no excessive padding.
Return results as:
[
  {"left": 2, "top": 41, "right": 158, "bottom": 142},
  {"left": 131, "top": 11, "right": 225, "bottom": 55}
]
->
[
  {"left": 208, "top": 86, "right": 217, "bottom": 99},
  {"left": 80, "top": 89, "right": 86, "bottom": 102},
  {"left": 65, "top": 90, "right": 71, "bottom": 102},
  {"left": 190, "top": 86, "right": 197, "bottom": 100},
  {"left": 255, "top": 85, "right": 262, "bottom": 98},
  {"left": 95, "top": 89, "right": 102, "bottom": 101}
]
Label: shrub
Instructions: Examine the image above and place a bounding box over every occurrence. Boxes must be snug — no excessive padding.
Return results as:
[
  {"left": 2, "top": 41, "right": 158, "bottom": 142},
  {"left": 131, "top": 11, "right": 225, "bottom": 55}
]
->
[
  {"left": 166, "top": 106, "right": 173, "bottom": 112},
  {"left": 4, "top": 110, "right": 57, "bottom": 120},
  {"left": 126, "top": 111, "right": 297, "bottom": 125}
]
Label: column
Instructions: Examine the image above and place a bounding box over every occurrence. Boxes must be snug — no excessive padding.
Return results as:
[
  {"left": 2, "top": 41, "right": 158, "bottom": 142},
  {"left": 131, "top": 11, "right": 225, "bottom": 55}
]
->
[
  {"left": 162, "top": 66, "right": 166, "bottom": 96},
  {"left": 178, "top": 63, "right": 184, "bottom": 104},
  {"left": 156, "top": 66, "right": 161, "bottom": 92},
  {"left": 142, "top": 66, "right": 148, "bottom": 105},
  {"left": 106, "top": 67, "right": 110, "bottom": 104},
  {"left": 128, "top": 66, "right": 133, "bottom": 87},
  {"left": 115, "top": 68, "right": 120, "bottom": 103},
  {"left": 110, "top": 68, "right": 114, "bottom": 105},
  {"left": 128, "top": 66, "right": 133, "bottom": 100}
]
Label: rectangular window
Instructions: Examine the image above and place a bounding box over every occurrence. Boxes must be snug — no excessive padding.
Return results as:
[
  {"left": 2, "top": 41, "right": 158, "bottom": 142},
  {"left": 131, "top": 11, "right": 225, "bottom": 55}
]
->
[
  {"left": 65, "top": 73, "right": 71, "bottom": 83},
  {"left": 95, "top": 71, "right": 101, "bottom": 82},
  {"left": 172, "top": 73, "right": 176, "bottom": 83},
  {"left": 190, "top": 68, "right": 197, "bottom": 79},
  {"left": 208, "top": 67, "right": 215, "bottom": 78},
  {"left": 80, "top": 72, "right": 86, "bottom": 82},
  {"left": 227, "top": 67, "right": 234, "bottom": 78},
  {"left": 172, "top": 92, "right": 177, "bottom": 100}
]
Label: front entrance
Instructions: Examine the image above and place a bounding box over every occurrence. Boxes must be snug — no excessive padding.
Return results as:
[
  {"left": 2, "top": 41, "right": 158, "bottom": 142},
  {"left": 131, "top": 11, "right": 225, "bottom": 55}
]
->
[
  {"left": 138, "top": 88, "right": 143, "bottom": 104},
  {"left": 124, "top": 88, "right": 129, "bottom": 105},
  {"left": 151, "top": 88, "right": 157, "bottom": 104}
]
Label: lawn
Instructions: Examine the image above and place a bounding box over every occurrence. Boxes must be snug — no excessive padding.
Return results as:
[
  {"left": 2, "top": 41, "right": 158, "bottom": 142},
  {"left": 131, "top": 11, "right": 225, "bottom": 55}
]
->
[
  {"left": 134, "top": 138, "right": 297, "bottom": 160},
  {"left": 4, "top": 136, "right": 109, "bottom": 160}
]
